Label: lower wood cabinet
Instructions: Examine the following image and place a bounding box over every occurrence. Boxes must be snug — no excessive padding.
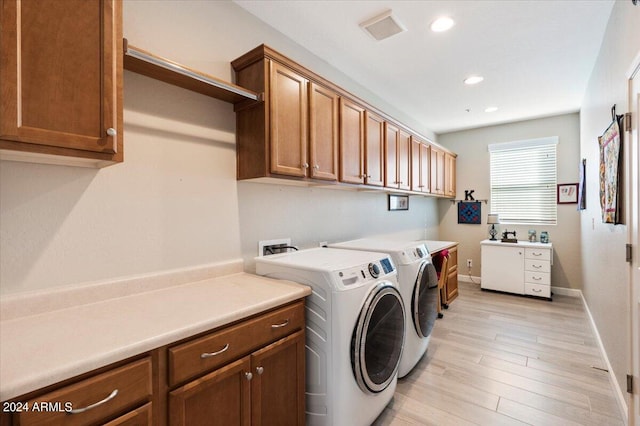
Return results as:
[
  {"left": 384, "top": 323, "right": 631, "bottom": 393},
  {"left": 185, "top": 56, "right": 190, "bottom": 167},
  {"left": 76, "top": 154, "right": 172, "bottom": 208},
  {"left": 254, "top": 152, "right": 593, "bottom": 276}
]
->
[
  {"left": 1, "top": 300, "right": 306, "bottom": 426},
  {"left": 169, "top": 330, "right": 305, "bottom": 426},
  {"left": 445, "top": 245, "right": 459, "bottom": 304}
]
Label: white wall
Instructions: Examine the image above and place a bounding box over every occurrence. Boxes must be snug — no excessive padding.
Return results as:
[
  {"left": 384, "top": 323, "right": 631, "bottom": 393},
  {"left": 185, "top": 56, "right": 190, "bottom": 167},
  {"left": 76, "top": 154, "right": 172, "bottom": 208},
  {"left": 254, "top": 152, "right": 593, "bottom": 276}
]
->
[
  {"left": 0, "top": 1, "right": 439, "bottom": 295},
  {"left": 438, "top": 113, "right": 582, "bottom": 289},
  {"left": 579, "top": 0, "right": 640, "bottom": 406}
]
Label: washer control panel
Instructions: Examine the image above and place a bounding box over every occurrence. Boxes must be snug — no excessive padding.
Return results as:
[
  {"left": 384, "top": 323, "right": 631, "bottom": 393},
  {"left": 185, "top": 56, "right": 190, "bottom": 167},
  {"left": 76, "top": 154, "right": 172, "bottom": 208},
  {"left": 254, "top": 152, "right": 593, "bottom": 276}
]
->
[
  {"left": 397, "top": 244, "right": 430, "bottom": 264},
  {"left": 335, "top": 256, "right": 396, "bottom": 286}
]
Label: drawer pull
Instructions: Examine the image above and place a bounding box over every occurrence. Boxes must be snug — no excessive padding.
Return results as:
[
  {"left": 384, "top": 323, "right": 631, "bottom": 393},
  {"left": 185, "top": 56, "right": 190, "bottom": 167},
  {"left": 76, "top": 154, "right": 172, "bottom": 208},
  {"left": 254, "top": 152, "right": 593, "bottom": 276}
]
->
[
  {"left": 271, "top": 319, "right": 290, "bottom": 329},
  {"left": 67, "top": 389, "right": 118, "bottom": 414},
  {"left": 533, "top": 276, "right": 542, "bottom": 281},
  {"left": 532, "top": 252, "right": 542, "bottom": 256},
  {"left": 533, "top": 264, "right": 542, "bottom": 269},
  {"left": 256, "top": 366, "right": 264, "bottom": 375},
  {"left": 200, "top": 343, "right": 230, "bottom": 359},
  {"left": 532, "top": 288, "right": 542, "bottom": 293}
]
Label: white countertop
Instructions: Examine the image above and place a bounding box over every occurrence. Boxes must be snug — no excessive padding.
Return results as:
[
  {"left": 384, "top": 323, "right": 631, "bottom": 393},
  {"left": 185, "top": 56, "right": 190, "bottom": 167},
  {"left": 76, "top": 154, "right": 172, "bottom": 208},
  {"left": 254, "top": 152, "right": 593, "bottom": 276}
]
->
[
  {"left": 480, "top": 239, "right": 553, "bottom": 249},
  {"left": 422, "top": 240, "right": 458, "bottom": 254},
  {"left": 0, "top": 273, "right": 310, "bottom": 401}
]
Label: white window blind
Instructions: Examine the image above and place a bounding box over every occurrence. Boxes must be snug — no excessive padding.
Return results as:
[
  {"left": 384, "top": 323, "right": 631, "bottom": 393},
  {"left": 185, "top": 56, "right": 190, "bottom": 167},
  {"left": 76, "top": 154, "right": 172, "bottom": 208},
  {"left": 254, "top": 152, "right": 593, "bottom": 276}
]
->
[{"left": 489, "top": 137, "right": 558, "bottom": 225}]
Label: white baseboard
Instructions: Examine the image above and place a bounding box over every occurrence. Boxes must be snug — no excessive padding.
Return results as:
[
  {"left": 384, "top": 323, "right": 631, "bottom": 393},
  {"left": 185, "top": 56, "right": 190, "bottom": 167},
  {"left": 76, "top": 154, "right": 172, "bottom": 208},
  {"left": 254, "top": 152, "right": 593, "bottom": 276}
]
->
[
  {"left": 579, "top": 290, "right": 629, "bottom": 423},
  {"left": 550, "top": 286, "right": 582, "bottom": 298},
  {"left": 458, "top": 274, "right": 481, "bottom": 284}
]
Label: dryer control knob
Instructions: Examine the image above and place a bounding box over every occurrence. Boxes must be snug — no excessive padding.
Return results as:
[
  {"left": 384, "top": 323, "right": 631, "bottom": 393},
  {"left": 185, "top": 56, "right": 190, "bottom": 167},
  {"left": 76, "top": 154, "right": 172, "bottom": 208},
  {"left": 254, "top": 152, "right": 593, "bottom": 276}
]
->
[
  {"left": 416, "top": 247, "right": 424, "bottom": 258},
  {"left": 368, "top": 263, "right": 380, "bottom": 278}
]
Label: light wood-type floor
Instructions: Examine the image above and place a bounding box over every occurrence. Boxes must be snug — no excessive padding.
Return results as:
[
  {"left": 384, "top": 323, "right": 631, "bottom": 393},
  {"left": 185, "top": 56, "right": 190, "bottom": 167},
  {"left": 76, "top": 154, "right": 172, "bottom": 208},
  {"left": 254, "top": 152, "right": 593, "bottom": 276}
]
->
[{"left": 373, "top": 281, "right": 625, "bottom": 426}]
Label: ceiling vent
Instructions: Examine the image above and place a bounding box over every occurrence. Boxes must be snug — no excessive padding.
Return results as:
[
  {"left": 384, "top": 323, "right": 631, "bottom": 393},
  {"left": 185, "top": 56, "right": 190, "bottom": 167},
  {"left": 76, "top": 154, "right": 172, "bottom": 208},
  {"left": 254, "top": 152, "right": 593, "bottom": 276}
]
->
[{"left": 360, "top": 10, "right": 407, "bottom": 41}]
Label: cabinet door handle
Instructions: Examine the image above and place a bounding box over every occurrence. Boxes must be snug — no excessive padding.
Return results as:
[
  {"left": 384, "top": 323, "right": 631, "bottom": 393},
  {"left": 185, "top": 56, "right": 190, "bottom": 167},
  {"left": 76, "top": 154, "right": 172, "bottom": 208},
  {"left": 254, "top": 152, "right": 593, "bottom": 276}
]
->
[
  {"left": 271, "top": 319, "right": 290, "bottom": 328},
  {"left": 106, "top": 128, "right": 117, "bottom": 137},
  {"left": 68, "top": 389, "right": 118, "bottom": 414},
  {"left": 313, "top": 164, "right": 320, "bottom": 169},
  {"left": 256, "top": 366, "right": 264, "bottom": 375},
  {"left": 201, "top": 343, "right": 229, "bottom": 358},
  {"left": 245, "top": 372, "right": 253, "bottom": 381},
  {"left": 302, "top": 163, "right": 309, "bottom": 168}
]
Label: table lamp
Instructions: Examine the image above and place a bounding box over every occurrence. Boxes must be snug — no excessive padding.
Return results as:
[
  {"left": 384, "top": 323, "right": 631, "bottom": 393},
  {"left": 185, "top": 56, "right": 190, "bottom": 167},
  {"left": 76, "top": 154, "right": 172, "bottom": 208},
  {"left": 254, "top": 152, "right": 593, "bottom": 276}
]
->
[{"left": 487, "top": 213, "right": 499, "bottom": 241}]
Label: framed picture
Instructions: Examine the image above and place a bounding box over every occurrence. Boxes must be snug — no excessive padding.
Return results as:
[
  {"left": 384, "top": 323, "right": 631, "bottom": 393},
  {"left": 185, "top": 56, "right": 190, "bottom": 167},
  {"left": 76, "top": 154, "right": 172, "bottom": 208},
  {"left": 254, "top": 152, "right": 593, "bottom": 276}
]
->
[
  {"left": 388, "top": 194, "right": 409, "bottom": 211},
  {"left": 557, "top": 183, "right": 579, "bottom": 204}
]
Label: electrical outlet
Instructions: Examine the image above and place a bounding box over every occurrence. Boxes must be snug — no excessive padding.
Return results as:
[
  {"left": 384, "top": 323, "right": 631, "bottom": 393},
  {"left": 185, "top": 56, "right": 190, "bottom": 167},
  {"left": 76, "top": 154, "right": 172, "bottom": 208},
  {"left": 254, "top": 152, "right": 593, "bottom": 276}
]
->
[{"left": 466, "top": 259, "right": 473, "bottom": 268}]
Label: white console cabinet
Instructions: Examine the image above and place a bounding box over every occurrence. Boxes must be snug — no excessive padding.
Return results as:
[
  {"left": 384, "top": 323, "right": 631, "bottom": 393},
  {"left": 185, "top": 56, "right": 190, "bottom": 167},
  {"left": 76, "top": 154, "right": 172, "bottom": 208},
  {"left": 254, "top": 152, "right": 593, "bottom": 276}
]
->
[{"left": 481, "top": 240, "right": 553, "bottom": 299}]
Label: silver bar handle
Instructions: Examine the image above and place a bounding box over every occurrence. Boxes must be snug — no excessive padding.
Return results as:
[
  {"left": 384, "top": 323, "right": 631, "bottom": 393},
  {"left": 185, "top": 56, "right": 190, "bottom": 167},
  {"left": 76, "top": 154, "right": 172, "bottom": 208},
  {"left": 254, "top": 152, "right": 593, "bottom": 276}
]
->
[
  {"left": 271, "top": 319, "right": 290, "bottom": 329},
  {"left": 67, "top": 389, "right": 118, "bottom": 414},
  {"left": 201, "top": 343, "right": 230, "bottom": 359}
]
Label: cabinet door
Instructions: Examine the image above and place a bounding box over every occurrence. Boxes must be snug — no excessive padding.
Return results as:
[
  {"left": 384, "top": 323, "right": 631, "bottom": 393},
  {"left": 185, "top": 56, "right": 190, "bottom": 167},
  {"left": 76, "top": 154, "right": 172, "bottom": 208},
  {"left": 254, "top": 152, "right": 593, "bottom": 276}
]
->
[
  {"left": 384, "top": 123, "right": 399, "bottom": 188},
  {"left": 251, "top": 330, "right": 305, "bottom": 426},
  {"left": 430, "top": 146, "right": 445, "bottom": 195},
  {"left": 397, "top": 129, "right": 411, "bottom": 191},
  {"left": 339, "top": 98, "right": 365, "bottom": 184},
  {"left": 269, "top": 61, "right": 308, "bottom": 177},
  {"left": 169, "top": 357, "right": 251, "bottom": 426},
  {"left": 445, "top": 153, "right": 457, "bottom": 197},
  {"left": 309, "top": 82, "right": 338, "bottom": 181},
  {"left": 411, "top": 137, "right": 430, "bottom": 193},
  {"left": 481, "top": 245, "right": 524, "bottom": 294},
  {"left": 446, "top": 246, "right": 459, "bottom": 303},
  {"left": 364, "top": 111, "right": 384, "bottom": 187},
  {"left": 0, "top": 0, "right": 121, "bottom": 157}
]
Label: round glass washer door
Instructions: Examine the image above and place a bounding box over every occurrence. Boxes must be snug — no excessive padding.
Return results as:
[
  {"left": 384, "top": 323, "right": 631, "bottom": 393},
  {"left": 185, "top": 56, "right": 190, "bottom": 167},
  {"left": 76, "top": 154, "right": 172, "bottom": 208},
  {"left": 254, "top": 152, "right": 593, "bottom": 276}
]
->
[
  {"left": 412, "top": 260, "right": 439, "bottom": 338},
  {"left": 351, "top": 282, "right": 405, "bottom": 393}
]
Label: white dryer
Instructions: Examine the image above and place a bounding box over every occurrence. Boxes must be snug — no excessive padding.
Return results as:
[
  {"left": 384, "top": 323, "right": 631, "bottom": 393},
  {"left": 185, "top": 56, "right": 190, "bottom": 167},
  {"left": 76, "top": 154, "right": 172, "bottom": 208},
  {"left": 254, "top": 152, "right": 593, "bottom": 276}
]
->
[
  {"left": 255, "top": 248, "right": 405, "bottom": 426},
  {"left": 329, "top": 239, "right": 438, "bottom": 378}
]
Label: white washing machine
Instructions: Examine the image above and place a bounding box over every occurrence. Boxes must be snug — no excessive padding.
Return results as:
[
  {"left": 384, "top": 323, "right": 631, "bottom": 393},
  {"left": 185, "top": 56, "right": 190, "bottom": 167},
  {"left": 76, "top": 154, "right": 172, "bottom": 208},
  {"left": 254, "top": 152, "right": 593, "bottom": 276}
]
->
[
  {"left": 255, "top": 248, "right": 405, "bottom": 426},
  {"left": 329, "top": 239, "right": 438, "bottom": 378}
]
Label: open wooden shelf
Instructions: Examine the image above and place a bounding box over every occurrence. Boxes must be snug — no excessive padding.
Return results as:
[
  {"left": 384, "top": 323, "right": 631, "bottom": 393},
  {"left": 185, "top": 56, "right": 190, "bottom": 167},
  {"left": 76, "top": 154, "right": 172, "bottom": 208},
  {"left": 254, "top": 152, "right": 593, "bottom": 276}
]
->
[{"left": 123, "top": 39, "right": 261, "bottom": 104}]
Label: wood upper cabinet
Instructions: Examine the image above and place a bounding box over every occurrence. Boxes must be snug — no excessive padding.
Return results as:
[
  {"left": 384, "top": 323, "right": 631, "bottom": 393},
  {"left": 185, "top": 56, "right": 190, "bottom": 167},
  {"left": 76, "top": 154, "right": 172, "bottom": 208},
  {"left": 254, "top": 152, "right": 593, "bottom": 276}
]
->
[
  {"left": 233, "top": 48, "right": 338, "bottom": 182},
  {"left": 309, "top": 82, "right": 339, "bottom": 181},
  {"left": 339, "top": 98, "right": 365, "bottom": 184},
  {"left": 411, "top": 137, "right": 430, "bottom": 193},
  {"left": 269, "top": 62, "right": 309, "bottom": 178},
  {"left": 0, "top": 0, "right": 123, "bottom": 167},
  {"left": 445, "top": 152, "right": 457, "bottom": 198},
  {"left": 384, "top": 123, "right": 410, "bottom": 190},
  {"left": 430, "top": 146, "right": 445, "bottom": 196},
  {"left": 363, "top": 112, "right": 385, "bottom": 187}
]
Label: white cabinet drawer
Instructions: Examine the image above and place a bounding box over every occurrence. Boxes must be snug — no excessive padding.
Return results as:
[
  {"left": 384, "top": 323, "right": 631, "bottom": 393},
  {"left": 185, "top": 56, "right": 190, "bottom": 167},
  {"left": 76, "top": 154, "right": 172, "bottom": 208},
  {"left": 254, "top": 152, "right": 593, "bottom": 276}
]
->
[
  {"left": 525, "top": 248, "right": 550, "bottom": 261},
  {"left": 525, "top": 283, "right": 551, "bottom": 298},
  {"left": 525, "top": 271, "right": 550, "bottom": 285},
  {"left": 525, "top": 259, "right": 550, "bottom": 273}
]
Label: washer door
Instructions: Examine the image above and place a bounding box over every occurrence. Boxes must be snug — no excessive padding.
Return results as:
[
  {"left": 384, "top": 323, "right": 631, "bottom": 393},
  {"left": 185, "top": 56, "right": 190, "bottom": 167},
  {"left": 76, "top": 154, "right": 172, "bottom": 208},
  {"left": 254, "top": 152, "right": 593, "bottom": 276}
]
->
[
  {"left": 412, "top": 260, "right": 439, "bottom": 338},
  {"left": 351, "top": 282, "right": 405, "bottom": 394}
]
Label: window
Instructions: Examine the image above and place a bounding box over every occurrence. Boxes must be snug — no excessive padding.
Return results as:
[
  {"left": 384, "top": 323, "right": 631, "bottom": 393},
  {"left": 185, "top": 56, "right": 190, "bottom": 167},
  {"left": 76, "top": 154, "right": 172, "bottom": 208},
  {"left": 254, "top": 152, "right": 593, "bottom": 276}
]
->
[{"left": 489, "top": 137, "right": 558, "bottom": 225}]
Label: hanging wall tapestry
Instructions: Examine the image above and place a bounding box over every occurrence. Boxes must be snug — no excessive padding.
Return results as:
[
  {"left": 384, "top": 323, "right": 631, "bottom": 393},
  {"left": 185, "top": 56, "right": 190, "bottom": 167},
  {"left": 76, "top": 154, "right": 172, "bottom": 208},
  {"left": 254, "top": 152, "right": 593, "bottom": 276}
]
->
[
  {"left": 458, "top": 201, "right": 482, "bottom": 224},
  {"left": 599, "top": 106, "right": 624, "bottom": 224}
]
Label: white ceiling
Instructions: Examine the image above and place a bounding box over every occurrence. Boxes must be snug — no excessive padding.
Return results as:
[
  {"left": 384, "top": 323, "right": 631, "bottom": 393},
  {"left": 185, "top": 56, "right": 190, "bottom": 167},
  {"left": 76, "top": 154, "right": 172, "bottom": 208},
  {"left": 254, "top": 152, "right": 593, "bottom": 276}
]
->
[{"left": 234, "top": 0, "right": 614, "bottom": 135}]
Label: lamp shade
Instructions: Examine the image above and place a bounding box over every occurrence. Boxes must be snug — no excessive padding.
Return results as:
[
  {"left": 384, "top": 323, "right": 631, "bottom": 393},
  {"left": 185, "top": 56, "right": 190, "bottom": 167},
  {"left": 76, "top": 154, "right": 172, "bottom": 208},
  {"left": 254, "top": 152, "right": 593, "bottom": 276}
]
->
[{"left": 487, "top": 213, "right": 500, "bottom": 224}]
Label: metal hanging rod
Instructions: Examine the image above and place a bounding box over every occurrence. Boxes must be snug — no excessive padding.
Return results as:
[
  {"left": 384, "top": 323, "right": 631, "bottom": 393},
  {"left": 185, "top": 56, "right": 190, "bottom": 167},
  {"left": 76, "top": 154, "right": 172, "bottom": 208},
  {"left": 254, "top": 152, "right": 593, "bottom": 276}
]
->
[{"left": 123, "top": 39, "right": 261, "bottom": 103}]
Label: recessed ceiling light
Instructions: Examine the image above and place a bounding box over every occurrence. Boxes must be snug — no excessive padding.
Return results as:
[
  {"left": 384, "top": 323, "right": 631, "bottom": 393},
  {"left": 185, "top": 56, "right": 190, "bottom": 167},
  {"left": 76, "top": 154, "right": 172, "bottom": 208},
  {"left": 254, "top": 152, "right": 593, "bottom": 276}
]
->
[
  {"left": 464, "top": 75, "right": 484, "bottom": 85},
  {"left": 430, "top": 17, "right": 454, "bottom": 32},
  {"left": 485, "top": 107, "right": 498, "bottom": 113}
]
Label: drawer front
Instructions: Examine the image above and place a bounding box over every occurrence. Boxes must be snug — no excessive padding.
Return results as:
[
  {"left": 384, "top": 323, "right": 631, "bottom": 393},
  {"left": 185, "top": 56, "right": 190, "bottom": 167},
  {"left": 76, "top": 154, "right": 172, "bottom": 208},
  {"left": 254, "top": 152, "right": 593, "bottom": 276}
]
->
[
  {"left": 525, "top": 248, "right": 550, "bottom": 261},
  {"left": 169, "top": 301, "right": 304, "bottom": 386},
  {"left": 525, "top": 259, "right": 550, "bottom": 273},
  {"left": 16, "top": 358, "right": 152, "bottom": 426},
  {"left": 525, "top": 271, "right": 550, "bottom": 285},
  {"left": 525, "top": 283, "right": 551, "bottom": 298},
  {"left": 103, "top": 402, "right": 152, "bottom": 426}
]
